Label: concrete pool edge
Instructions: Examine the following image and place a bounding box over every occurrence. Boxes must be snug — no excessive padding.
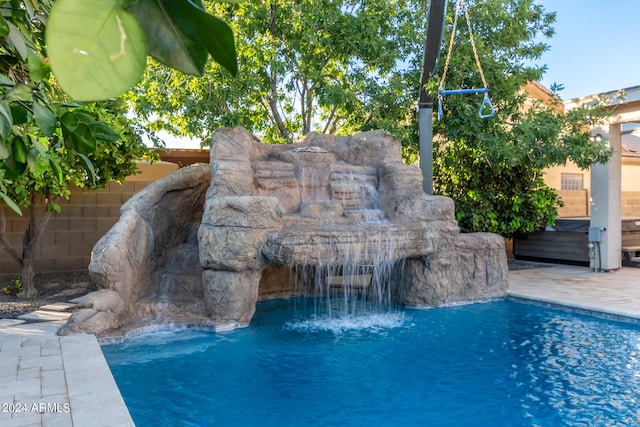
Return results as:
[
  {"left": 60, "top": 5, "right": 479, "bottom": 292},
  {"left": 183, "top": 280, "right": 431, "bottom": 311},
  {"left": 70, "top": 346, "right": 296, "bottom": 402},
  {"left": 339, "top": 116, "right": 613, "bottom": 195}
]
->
[
  {"left": 0, "top": 320, "right": 134, "bottom": 427},
  {"left": 508, "top": 264, "right": 640, "bottom": 324}
]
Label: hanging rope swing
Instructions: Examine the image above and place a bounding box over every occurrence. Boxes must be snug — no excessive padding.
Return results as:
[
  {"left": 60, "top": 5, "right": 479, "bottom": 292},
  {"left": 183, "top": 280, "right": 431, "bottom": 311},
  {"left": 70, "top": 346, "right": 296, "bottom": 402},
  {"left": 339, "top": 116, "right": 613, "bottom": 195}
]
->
[{"left": 438, "top": 0, "right": 494, "bottom": 120}]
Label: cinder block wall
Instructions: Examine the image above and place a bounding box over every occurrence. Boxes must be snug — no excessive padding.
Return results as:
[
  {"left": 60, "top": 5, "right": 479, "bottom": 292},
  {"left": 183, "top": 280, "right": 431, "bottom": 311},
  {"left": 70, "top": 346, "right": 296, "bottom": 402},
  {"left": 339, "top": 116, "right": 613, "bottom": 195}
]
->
[
  {"left": 557, "top": 190, "right": 590, "bottom": 217},
  {"left": 557, "top": 190, "right": 640, "bottom": 218},
  {"left": 0, "top": 161, "right": 179, "bottom": 277}
]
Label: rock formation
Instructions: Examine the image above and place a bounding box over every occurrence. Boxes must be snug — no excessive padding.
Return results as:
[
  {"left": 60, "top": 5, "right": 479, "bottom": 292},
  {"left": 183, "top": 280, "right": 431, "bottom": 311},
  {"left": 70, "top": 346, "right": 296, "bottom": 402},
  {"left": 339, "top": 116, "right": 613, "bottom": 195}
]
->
[
  {"left": 198, "top": 127, "right": 508, "bottom": 328},
  {"left": 60, "top": 127, "right": 508, "bottom": 336}
]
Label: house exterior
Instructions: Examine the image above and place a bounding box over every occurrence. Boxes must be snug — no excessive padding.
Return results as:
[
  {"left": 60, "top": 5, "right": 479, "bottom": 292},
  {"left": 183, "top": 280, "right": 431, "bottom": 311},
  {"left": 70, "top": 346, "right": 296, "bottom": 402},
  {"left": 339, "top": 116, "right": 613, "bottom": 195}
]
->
[
  {"left": 519, "top": 83, "right": 640, "bottom": 218},
  {"left": 522, "top": 84, "right": 640, "bottom": 269}
]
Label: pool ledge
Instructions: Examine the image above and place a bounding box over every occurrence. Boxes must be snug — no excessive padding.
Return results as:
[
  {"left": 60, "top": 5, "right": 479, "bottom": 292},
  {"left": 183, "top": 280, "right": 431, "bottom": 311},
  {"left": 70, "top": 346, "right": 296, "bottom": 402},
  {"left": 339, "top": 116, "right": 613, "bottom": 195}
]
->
[
  {"left": 0, "top": 320, "right": 134, "bottom": 427},
  {"left": 508, "top": 264, "right": 640, "bottom": 323}
]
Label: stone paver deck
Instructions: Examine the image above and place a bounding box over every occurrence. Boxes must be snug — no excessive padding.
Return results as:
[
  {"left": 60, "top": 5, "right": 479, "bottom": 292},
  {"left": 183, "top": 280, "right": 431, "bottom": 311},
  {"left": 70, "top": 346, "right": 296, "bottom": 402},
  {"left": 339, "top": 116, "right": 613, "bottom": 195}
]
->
[
  {"left": 0, "top": 307, "right": 133, "bottom": 426},
  {"left": 1, "top": 263, "right": 640, "bottom": 426},
  {"left": 508, "top": 264, "right": 640, "bottom": 321}
]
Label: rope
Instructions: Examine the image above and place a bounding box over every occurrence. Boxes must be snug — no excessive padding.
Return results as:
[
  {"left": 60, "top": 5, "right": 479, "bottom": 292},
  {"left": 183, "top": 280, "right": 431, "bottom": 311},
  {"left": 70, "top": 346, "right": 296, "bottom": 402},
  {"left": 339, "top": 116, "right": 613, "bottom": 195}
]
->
[
  {"left": 464, "top": 6, "right": 488, "bottom": 89},
  {"left": 438, "top": 0, "right": 462, "bottom": 92},
  {"left": 437, "top": 0, "right": 494, "bottom": 119}
]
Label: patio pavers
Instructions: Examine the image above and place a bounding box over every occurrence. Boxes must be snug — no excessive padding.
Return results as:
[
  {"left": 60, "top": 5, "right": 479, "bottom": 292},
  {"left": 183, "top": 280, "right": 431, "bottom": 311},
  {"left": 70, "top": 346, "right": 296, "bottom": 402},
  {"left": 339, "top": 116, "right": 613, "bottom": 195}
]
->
[
  {"left": 0, "top": 319, "right": 134, "bottom": 426},
  {"left": 508, "top": 264, "right": 640, "bottom": 321}
]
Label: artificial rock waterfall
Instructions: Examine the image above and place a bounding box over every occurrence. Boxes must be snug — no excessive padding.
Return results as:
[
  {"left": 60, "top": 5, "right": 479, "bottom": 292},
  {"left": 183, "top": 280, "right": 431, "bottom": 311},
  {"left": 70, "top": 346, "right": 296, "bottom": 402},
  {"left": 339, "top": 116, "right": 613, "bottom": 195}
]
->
[{"left": 59, "top": 127, "right": 508, "bottom": 336}]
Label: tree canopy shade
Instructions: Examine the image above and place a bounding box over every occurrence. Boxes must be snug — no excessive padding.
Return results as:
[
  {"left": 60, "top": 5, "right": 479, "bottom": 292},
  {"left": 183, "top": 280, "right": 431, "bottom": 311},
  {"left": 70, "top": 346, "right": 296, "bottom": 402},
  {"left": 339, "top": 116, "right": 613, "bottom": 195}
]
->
[
  {"left": 126, "top": 0, "right": 425, "bottom": 158},
  {"left": 0, "top": 0, "right": 156, "bottom": 297},
  {"left": 127, "top": 0, "right": 610, "bottom": 239}
]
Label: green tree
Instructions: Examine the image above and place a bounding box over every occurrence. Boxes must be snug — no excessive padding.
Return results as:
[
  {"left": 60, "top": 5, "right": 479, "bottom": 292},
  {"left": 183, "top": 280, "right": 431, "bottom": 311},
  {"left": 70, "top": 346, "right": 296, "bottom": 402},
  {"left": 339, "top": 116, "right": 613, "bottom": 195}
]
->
[
  {"left": 0, "top": 0, "right": 155, "bottom": 297},
  {"left": 126, "top": 0, "right": 610, "bottom": 237},
  {"left": 430, "top": 0, "right": 610, "bottom": 237},
  {"left": 126, "top": 0, "right": 424, "bottom": 158}
]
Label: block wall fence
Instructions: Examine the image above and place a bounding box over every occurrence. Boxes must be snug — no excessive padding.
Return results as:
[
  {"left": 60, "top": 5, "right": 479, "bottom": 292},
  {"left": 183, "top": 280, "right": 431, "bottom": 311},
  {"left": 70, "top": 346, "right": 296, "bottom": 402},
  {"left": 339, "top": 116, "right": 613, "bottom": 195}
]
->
[
  {"left": 0, "top": 161, "right": 180, "bottom": 277},
  {"left": 557, "top": 190, "right": 640, "bottom": 218},
  {"left": 3, "top": 159, "right": 640, "bottom": 277}
]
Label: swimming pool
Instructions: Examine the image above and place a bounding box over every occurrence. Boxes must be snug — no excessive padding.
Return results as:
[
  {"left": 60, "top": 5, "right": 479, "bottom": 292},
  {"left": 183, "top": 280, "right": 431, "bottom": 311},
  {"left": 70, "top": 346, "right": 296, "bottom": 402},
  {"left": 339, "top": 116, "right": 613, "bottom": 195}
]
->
[{"left": 102, "top": 300, "right": 640, "bottom": 426}]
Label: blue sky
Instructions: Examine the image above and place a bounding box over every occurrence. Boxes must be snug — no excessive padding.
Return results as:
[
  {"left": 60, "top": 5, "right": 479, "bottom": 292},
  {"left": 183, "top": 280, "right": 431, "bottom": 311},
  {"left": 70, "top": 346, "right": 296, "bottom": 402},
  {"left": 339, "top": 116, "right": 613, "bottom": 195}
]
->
[{"left": 537, "top": 0, "right": 640, "bottom": 100}]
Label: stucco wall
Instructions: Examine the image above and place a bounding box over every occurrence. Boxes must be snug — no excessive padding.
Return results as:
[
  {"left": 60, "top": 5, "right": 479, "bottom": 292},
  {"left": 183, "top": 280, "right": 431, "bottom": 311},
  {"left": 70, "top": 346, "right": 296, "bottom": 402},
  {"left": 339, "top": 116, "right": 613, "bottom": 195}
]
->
[{"left": 0, "top": 161, "right": 179, "bottom": 277}]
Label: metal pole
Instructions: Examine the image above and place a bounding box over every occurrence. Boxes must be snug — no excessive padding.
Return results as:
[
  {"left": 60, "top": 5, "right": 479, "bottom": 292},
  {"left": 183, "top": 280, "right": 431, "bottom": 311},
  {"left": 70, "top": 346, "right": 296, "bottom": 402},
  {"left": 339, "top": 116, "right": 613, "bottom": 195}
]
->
[
  {"left": 418, "top": 0, "right": 447, "bottom": 195},
  {"left": 419, "top": 107, "right": 433, "bottom": 194}
]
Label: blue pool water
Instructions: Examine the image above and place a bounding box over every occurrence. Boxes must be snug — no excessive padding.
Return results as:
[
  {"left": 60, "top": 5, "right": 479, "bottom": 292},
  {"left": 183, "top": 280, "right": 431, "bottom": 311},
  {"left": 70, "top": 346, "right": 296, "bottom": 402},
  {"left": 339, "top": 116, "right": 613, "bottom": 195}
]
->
[{"left": 102, "top": 300, "right": 640, "bottom": 426}]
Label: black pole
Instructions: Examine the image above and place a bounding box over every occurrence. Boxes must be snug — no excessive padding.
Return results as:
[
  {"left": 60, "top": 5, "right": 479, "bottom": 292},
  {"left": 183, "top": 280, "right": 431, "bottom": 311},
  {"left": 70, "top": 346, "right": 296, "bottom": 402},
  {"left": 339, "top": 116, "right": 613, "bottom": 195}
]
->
[{"left": 419, "top": 0, "right": 446, "bottom": 195}]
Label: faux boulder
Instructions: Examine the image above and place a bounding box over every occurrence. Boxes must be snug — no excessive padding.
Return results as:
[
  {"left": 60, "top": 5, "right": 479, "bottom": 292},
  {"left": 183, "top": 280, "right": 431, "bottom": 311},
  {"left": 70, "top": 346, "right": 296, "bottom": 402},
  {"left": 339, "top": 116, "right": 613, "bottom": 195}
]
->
[
  {"left": 198, "top": 127, "right": 508, "bottom": 327},
  {"left": 62, "top": 126, "right": 508, "bottom": 336},
  {"left": 58, "top": 164, "right": 210, "bottom": 336}
]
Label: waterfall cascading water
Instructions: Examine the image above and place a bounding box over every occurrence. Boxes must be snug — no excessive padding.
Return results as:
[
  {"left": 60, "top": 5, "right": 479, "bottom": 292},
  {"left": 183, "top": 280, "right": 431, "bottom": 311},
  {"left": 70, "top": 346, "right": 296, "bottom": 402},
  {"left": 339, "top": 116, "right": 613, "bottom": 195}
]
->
[
  {"left": 61, "top": 127, "right": 507, "bottom": 336},
  {"left": 283, "top": 159, "right": 405, "bottom": 321}
]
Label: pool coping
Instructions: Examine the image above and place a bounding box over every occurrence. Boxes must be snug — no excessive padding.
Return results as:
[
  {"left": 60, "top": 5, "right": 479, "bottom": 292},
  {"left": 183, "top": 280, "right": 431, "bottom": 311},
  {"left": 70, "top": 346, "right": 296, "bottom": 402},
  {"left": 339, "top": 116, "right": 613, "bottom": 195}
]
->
[
  {"left": 0, "top": 318, "right": 134, "bottom": 426},
  {"left": 2, "top": 263, "right": 640, "bottom": 426},
  {"left": 507, "top": 264, "right": 640, "bottom": 324}
]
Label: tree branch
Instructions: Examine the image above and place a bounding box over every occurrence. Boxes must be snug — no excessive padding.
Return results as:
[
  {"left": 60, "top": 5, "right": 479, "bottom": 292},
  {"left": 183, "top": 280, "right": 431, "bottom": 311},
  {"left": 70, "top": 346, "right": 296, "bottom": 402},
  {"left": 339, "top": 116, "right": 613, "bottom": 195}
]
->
[
  {"left": 322, "top": 104, "right": 338, "bottom": 134},
  {"left": 267, "top": 1, "right": 292, "bottom": 143},
  {"left": 24, "top": 195, "right": 58, "bottom": 258}
]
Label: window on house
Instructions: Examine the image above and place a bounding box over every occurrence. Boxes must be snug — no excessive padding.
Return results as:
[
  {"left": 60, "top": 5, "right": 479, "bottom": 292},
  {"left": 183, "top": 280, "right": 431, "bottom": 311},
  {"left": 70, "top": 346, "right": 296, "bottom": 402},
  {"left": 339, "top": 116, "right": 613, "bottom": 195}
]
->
[{"left": 561, "top": 173, "right": 584, "bottom": 190}]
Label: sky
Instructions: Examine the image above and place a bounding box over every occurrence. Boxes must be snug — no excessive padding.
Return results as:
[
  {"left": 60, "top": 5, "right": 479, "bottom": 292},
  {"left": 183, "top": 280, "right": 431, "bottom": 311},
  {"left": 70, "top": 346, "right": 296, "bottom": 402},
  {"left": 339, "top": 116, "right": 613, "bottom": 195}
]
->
[{"left": 537, "top": 0, "right": 640, "bottom": 100}]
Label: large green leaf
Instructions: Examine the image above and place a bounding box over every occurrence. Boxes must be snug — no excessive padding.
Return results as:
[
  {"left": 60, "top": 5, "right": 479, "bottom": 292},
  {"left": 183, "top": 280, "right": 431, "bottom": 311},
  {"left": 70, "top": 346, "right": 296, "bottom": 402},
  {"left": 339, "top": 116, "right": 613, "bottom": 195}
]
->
[
  {"left": 4, "top": 152, "right": 26, "bottom": 176},
  {"left": 33, "top": 101, "right": 57, "bottom": 136},
  {"left": 6, "top": 22, "right": 27, "bottom": 60},
  {"left": 0, "top": 101, "right": 11, "bottom": 140},
  {"left": 77, "top": 153, "right": 96, "bottom": 185},
  {"left": 128, "top": 0, "right": 237, "bottom": 77},
  {"left": 0, "top": 139, "right": 8, "bottom": 159},
  {"left": 178, "top": 0, "right": 237, "bottom": 77},
  {"left": 11, "top": 136, "right": 27, "bottom": 163},
  {"left": 90, "top": 123, "right": 121, "bottom": 142},
  {"left": 60, "top": 111, "right": 97, "bottom": 155},
  {"left": 46, "top": 0, "right": 148, "bottom": 101},
  {"left": 128, "top": 0, "right": 208, "bottom": 76},
  {"left": 10, "top": 105, "right": 27, "bottom": 125},
  {"left": 27, "top": 49, "right": 46, "bottom": 82},
  {"left": 0, "top": 191, "right": 21, "bottom": 216},
  {"left": 27, "top": 148, "right": 50, "bottom": 178},
  {"left": 0, "top": 16, "right": 9, "bottom": 38},
  {"left": 4, "top": 83, "right": 32, "bottom": 101},
  {"left": 49, "top": 157, "right": 63, "bottom": 182}
]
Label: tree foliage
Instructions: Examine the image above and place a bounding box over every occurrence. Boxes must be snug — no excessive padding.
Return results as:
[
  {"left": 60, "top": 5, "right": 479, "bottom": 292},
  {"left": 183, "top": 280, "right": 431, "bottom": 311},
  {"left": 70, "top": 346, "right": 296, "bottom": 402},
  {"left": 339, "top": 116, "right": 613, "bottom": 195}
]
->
[
  {"left": 0, "top": 0, "right": 154, "bottom": 297},
  {"left": 430, "top": 0, "right": 611, "bottom": 237},
  {"left": 127, "top": 0, "right": 611, "bottom": 239},
  {"left": 126, "top": 0, "right": 424, "bottom": 158}
]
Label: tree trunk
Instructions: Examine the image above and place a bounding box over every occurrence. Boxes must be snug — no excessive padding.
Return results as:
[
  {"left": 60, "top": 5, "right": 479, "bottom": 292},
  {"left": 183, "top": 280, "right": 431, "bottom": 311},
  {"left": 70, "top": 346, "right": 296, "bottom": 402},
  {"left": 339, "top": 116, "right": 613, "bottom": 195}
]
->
[
  {"left": 17, "top": 194, "right": 57, "bottom": 298},
  {"left": 20, "top": 249, "right": 36, "bottom": 298}
]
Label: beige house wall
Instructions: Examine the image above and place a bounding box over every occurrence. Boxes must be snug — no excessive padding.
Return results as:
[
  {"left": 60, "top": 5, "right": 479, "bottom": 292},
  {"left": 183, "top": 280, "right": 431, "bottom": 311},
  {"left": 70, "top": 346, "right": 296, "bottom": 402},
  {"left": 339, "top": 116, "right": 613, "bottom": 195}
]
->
[
  {"left": 544, "top": 158, "right": 640, "bottom": 217},
  {"left": 0, "top": 161, "right": 179, "bottom": 277}
]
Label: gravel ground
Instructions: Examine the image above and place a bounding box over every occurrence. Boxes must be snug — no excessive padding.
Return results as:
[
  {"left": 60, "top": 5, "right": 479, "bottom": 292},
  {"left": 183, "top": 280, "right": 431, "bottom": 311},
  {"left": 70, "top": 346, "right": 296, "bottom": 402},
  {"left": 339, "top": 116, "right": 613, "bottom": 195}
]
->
[{"left": 0, "top": 272, "right": 97, "bottom": 319}]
